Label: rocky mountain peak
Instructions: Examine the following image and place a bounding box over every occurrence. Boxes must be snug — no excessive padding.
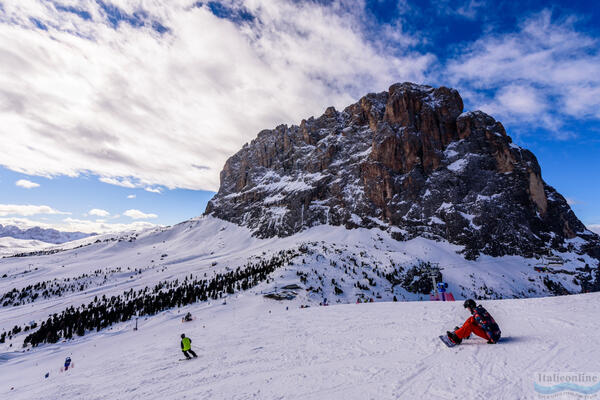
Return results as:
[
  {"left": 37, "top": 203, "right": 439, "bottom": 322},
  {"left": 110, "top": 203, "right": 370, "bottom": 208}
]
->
[{"left": 205, "top": 83, "right": 599, "bottom": 260}]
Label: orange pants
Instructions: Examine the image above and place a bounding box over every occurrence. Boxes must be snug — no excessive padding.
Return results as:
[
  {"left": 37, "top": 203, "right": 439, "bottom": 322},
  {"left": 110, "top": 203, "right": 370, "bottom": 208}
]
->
[{"left": 455, "top": 316, "right": 489, "bottom": 340}]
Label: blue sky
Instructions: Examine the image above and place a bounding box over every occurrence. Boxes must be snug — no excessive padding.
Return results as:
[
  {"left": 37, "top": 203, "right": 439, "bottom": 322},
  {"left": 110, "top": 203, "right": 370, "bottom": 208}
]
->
[{"left": 0, "top": 0, "right": 598, "bottom": 234}]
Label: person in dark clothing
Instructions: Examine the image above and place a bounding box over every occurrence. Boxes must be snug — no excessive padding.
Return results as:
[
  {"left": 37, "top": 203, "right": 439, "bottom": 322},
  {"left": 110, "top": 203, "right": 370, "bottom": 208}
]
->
[
  {"left": 447, "top": 299, "right": 501, "bottom": 345},
  {"left": 180, "top": 333, "right": 198, "bottom": 359}
]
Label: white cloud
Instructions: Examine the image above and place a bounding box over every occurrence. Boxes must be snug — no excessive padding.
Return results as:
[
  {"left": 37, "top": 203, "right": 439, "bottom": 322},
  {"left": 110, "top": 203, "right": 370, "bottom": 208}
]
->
[
  {"left": 127, "top": 194, "right": 136, "bottom": 199},
  {"left": 15, "top": 179, "right": 40, "bottom": 189},
  {"left": 588, "top": 225, "right": 600, "bottom": 235},
  {"left": 0, "top": 0, "right": 432, "bottom": 191},
  {"left": 493, "top": 85, "right": 546, "bottom": 115},
  {"left": 123, "top": 209, "right": 158, "bottom": 219},
  {"left": 145, "top": 187, "right": 162, "bottom": 194},
  {"left": 99, "top": 177, "right": 138, "bottom": 189},
  {"left": 0, "top": 217, "right": 51, "bottom": 229},
  {"left": 88, "top": 208, "right": 110, "bottom": 217},
  {"left": 0, "top": 204, "right": 69, "bottom": 216},
  {"left": 446, "top": 10, "right": 600, "bottom": 135},
  {"left": 60, "top": 218, "right": 156, "bottom": 234}
]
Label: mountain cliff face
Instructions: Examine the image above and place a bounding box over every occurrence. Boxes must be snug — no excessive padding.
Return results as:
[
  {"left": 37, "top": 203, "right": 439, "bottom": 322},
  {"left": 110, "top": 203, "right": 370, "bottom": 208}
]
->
[
  {"left": 205, "top": 83, "right": 599, "bottom": 259},
  {"left": 0, "top": 224, "right": 93, "bottom": 244}
]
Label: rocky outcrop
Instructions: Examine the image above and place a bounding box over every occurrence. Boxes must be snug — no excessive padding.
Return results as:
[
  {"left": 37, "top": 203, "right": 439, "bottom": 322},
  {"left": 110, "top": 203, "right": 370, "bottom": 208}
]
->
[{"left": 205, "top": 83, "right": 599, "bottom": 259}]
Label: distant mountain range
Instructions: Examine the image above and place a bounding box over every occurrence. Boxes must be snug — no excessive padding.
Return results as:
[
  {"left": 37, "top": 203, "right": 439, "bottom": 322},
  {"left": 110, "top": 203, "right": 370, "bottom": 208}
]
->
[{"left": 0, "top": 224, "right": 94, "bottom": 244}]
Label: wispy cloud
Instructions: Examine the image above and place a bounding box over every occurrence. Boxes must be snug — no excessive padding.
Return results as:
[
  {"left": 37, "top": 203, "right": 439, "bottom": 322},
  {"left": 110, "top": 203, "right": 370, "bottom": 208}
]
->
[
  {"left": 127, "top": 194, "right": 136, "bottom": 199},
  {"left": 123, "top": 209, "right": 158, "bottom": 219},
  {"left": 15, "top": 179, "right": 40, "bottom": 189},
  {"left": 144, "top": 187, "right": 162, "bottom": 194},
  {"left": 0, "top": 0, "right": 431, "bottom": 191},
  {"left": 0, "top": 204, "right": 69, "bottom": 217},
  {"left": 446, "top": 10, "right": 600, "bottom": 137},
  {"left": 99, "top": 177, "right": 138, "bottom": 189},
  {"left": 435, "top": 0, "right": 489, "bottom": 20}
]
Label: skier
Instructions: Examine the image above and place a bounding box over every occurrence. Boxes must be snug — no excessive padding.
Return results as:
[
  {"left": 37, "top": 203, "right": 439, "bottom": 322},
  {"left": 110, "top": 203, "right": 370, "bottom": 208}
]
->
[
  {"left": 64, "top": 356, "right": 72, "bottom": 371},
  {"left": 447, "top": 299, "right": 501, "bottom": 345},
  {"left": 180, "top": 334, "right": 198, "bottom": 359}
]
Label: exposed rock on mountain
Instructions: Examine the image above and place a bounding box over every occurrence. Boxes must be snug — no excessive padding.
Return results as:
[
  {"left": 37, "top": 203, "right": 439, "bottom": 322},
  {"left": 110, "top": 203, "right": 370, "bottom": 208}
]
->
[
  {"left": 205, "top": 83, "right": 599, "bottom": 259},
  {"left": 0, "top": 224, "right": 93, "bottom": 244}
]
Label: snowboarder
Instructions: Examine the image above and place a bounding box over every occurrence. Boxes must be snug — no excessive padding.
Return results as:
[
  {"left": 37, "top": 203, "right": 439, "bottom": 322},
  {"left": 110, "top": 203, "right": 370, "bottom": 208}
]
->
[
  {"left": 183, "top": 312, "right": 193, "bottom": 322},
  {"left": 446, "top": 299, "right": 501, "bottom": 345},
  {"left": 180, "top": 334, "right": 198, "bottom": 359},
  {"left": 64, "top": 357, "right": 72, "bottom": 371}
]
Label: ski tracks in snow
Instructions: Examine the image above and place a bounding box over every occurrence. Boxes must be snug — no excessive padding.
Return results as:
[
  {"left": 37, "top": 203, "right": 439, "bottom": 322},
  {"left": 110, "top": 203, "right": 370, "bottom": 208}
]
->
[{"left": 1, "top": 293, "right": 599, "bottom": 399}]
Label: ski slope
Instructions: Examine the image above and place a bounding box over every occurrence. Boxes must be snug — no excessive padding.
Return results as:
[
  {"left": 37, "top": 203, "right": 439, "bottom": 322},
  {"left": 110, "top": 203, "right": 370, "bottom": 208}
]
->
[
  {"left": 0, "top": 216, "right": 598, "bottom": 398},
  {"left": 1, "top": 292, "right": 598, "bottom": 399},
  {"left": 0, "top": 237, "right": 52, "bottom": 256},
  {"left": 0, "top": 216, "right": 594, "bottom": 334}
]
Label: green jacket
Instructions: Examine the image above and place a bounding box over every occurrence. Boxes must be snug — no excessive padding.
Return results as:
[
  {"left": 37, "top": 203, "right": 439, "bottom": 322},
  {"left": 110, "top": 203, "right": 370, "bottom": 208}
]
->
[{"left": 181, "top": 337, "right": 191, "bottom": 351}]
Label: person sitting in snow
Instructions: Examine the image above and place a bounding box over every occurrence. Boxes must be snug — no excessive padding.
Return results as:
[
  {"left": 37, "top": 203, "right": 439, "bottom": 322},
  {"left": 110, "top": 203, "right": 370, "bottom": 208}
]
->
[
  {"left": 180, "top": 333, "right": 198, "bottom": 359},
  {"left": 447, "top": 299, "right": 501, "bottom": 345},
  {"left": 183, "top": 312, "right": 193, "bottom": 322}
]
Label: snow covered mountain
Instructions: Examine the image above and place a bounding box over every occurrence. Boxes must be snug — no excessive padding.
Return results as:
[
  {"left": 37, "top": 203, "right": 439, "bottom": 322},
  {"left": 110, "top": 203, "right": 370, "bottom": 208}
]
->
[
  {"left": 205, "top": 83, "right": 600, "bottom": 261},
  {"left": 0, "top": 216, "right": 598, "bottom": 397},
  {"left": 1, "top": 271, "right": 599, "bottom": 399},
  {"left": 1, "top": 84, "right": 598, "bottom": 399},
  {"left": 0, "top": 224, "right": 93, "bottom": 245},
  {"left": 0, "top": 216, "right": 598, "bottom": 343}
]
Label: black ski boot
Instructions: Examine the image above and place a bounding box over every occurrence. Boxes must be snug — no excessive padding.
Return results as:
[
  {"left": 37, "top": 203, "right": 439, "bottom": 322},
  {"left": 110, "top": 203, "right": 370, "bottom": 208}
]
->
[{"left": 446, "top": 330, "right": 462, "bottom": 345}]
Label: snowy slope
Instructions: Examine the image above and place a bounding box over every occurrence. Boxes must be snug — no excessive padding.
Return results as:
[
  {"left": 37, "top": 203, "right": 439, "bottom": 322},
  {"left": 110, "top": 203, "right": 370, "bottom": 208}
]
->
[
  {"left": 0, "top": 216, "right": 596, "bottom": 336},
  {"left": 0, "top": 237, "right": 53, "bottom": 256},
  {"left": 0, "top": 291, "right": 598, "bottom": 399},
  {"left": 0, "top": 216, "right": 598, "bottom": 398}
]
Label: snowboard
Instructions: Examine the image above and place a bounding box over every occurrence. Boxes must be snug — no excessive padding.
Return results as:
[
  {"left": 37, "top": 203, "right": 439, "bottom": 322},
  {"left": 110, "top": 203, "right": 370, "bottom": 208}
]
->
[{"left": 439, "top": 334, "right": 458, "bottom": 348}]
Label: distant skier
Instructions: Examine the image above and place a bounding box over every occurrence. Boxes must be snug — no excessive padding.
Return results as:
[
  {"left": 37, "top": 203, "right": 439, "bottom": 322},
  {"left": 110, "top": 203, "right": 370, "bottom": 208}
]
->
[
  {"left": 63, "top": 356, "right": 72, "bottom": 371},
  {"left": 183, "top": 312, "right": 193, "bottom": 322},
  {"left": 447, "top": 299, "right": 501, "bottom": 345},
  {"left": 180, "top": 334, "right": 198, "bottom": 359}
]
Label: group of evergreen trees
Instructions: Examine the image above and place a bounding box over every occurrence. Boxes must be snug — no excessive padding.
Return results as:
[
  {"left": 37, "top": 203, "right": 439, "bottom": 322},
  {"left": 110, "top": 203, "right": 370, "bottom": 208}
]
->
[
  {"left": 21, "top": 249, "right": 299, "bottom": 347},
  {"left": 1, "top": 267, "right": 136, "bottom": 307}
]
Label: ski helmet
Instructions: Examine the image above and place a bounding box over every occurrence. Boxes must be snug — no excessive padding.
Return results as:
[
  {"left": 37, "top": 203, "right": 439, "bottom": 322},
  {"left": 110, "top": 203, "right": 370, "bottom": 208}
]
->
[
  {"left": 463, "top": 299, "right": 476, "bottom": 309},
  {"left": 181, "top": 333, "right": 185, "bottom": 338}
]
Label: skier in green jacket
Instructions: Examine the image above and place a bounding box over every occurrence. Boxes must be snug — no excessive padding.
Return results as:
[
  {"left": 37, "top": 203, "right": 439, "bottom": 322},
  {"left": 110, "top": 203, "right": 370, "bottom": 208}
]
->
[{"left": 180, "top": 333, "right": 198, "bottom": 359}]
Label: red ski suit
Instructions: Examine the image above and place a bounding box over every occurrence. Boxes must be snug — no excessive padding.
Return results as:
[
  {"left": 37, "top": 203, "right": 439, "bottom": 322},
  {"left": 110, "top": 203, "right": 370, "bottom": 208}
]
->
[
  {"left": 455, "top": 305, "right": 501, "bottom": 343},
  {"left": 455, "top": 316, "right": 489, "bottom": 340}
]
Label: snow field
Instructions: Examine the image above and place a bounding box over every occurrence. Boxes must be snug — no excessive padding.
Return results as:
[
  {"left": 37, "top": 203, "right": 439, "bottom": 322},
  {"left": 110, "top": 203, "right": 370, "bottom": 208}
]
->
[
  {"left": 0, "top": 216, "right": 598, "bottom": 399},
  {"left": 1, "top": 216, "right": 593, "bottom": 336},
  {"left": 1, "top": 292, "right": 598, "bottom": 399}
]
